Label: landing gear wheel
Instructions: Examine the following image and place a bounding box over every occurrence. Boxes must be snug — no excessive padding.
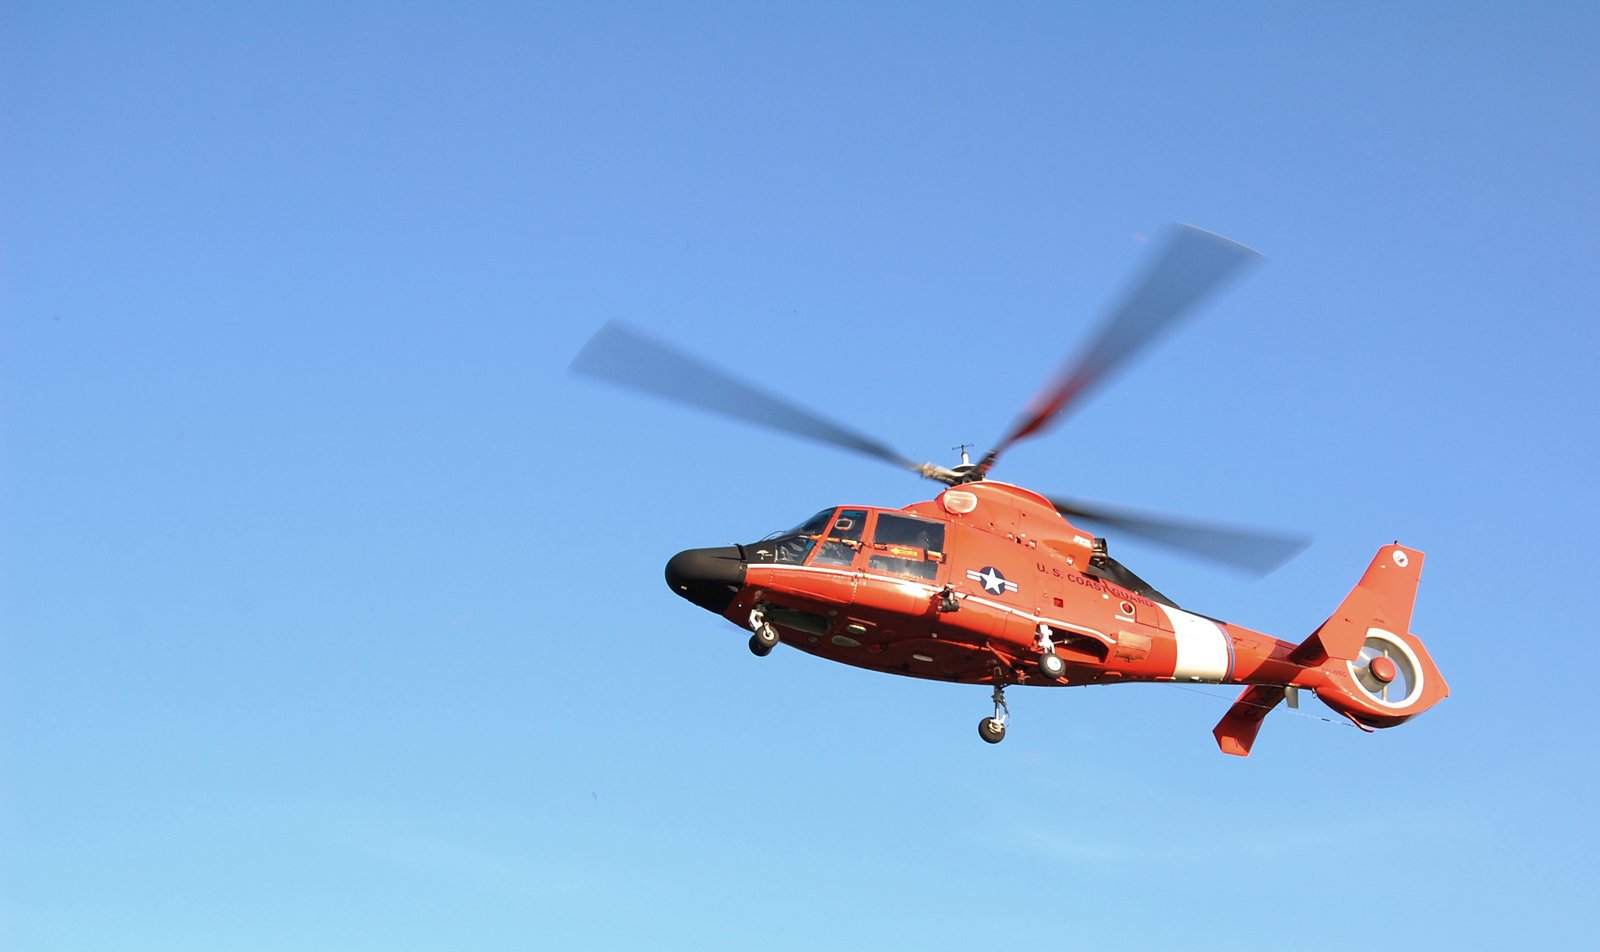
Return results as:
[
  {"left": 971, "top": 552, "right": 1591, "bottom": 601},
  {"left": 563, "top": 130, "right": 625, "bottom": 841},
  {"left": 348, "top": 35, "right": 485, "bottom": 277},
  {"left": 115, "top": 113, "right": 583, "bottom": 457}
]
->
[
  {"left": 979, "top": 675, "right": 1011, "bottom": 744},
  {"left": 749, "top": 623, "right": 779, "bottom": 656},
  {"left": 1038, "top": 652, "right": 1065, "bottom": 680}
]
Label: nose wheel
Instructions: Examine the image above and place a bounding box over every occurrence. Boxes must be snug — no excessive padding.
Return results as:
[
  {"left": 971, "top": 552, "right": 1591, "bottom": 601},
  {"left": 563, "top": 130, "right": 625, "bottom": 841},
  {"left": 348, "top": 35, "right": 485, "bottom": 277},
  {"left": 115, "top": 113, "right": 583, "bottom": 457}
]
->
[
  {"left": 978, "top": 679, "right": 1010, "bottom": 744},
  {"left": 748, "top": 606, "right": 780, "bottom": 657}
]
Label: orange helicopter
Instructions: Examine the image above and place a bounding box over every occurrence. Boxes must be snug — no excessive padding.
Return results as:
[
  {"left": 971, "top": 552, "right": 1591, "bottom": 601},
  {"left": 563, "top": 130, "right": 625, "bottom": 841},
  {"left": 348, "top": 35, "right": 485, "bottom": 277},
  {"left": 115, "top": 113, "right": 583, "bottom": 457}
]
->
[{"left": 571, "top": 225, "right": 1448, "bottom": 755}]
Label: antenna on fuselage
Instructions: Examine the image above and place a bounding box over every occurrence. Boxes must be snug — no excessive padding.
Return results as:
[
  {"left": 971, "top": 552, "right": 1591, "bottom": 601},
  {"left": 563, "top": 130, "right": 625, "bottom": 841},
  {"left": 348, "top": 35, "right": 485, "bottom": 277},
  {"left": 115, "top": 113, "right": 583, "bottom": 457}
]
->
[{"left": 953, "top": 444, "right": 973, "bottom": 467}]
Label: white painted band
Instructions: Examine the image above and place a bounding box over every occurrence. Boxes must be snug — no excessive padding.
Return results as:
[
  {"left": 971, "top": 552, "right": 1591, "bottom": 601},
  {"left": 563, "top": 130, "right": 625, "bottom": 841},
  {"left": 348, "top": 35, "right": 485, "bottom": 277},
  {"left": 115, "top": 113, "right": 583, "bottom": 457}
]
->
[{"left": 1159, "top": 605, "right": 1231, "bottom": 681}]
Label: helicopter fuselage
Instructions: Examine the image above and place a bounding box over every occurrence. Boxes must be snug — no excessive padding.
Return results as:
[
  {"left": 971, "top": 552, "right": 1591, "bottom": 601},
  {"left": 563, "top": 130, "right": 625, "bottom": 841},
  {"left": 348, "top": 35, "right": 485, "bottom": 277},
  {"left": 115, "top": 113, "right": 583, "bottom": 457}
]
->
[
  {"left": 673, "top": 482, "right": 1303, "bottom": 688},
  {"left": 665, "top": 481, "right": 1447, "bottom": 752}
]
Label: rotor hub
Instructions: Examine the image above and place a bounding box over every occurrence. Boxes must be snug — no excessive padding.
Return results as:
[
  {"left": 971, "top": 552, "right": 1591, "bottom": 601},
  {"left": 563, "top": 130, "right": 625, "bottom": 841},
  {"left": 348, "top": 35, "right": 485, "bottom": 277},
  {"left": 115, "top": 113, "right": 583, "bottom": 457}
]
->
[{"left": 1368, "top": 654, "right": 1398, "bottom": 684}]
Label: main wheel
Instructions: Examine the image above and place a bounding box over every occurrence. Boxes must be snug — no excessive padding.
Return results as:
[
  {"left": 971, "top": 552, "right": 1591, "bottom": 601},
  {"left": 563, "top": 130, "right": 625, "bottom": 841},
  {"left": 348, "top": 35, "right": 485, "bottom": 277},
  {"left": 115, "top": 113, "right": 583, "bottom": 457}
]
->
[
  {"left": 978, "top": 717, "right": 1006, "bottom": 744},
  {"left": 748, "top": 634, "right": 774, "bottom": 657},
  {"left": 1038, "top": 652, "right": 1066, "bottom": 680}
]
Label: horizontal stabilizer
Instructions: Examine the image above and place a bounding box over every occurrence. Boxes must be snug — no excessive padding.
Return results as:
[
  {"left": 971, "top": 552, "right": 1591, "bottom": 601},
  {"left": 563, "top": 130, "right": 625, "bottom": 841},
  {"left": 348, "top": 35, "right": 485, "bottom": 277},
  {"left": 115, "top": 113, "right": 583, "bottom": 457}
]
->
[{"left": 1213, "top": 685, "right": 1285, "bottom": 757}]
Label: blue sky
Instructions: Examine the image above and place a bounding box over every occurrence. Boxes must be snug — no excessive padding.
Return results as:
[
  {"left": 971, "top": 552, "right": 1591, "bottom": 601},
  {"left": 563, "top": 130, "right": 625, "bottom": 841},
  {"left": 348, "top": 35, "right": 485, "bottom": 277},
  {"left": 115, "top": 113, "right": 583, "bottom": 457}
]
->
[{"left": 4, "top": 3, "right": 1597, "bottom": 949}]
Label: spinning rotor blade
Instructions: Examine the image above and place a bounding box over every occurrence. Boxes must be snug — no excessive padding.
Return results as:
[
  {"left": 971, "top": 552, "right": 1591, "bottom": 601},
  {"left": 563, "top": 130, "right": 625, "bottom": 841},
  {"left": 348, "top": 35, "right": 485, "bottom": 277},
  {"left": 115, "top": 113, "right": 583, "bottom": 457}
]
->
[
  {"left": 571, "top": 320, "right": 926, "bottom": 474},
  {"left": 976, "top": 225, "right": 1261, "bottom": 477},
  {"left": 1046, "top": 494, "right": 1307, "bottom": 575}
]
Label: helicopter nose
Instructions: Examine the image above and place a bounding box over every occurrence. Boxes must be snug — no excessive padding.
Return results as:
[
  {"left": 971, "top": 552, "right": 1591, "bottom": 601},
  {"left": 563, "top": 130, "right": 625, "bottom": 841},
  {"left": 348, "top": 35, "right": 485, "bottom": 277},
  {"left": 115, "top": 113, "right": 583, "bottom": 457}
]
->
[{"left": 664, "top": 545, "right": 745, "bottom": 614}]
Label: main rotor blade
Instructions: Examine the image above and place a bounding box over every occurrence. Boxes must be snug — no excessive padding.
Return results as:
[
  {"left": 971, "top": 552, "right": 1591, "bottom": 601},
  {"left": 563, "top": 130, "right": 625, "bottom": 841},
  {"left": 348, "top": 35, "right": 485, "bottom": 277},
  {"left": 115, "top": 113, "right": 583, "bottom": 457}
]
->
[
  {"left": 1046, "top": 494, "right": 1308, "bottom": 575},
  {"left": 977, "top": 225, "right": 1261, "bottom": 477},
  {"left": 570, "top": 320, "right": 925, "bottom": 474}
]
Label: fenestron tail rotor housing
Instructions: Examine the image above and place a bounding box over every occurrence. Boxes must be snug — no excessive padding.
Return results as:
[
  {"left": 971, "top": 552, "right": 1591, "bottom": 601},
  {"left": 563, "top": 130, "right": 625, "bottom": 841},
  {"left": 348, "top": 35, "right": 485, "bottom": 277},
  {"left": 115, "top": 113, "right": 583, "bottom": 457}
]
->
[{"left": 1348, "top": 630, "right": 1425, "bottom": 709}]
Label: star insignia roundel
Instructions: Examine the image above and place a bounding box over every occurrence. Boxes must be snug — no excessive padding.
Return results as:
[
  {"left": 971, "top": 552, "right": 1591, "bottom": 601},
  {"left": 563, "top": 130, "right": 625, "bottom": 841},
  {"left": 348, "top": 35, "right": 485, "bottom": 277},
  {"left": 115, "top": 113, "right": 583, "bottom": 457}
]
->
[{"left": 966, "top": 566, "right": 1018, "bottom": 596}]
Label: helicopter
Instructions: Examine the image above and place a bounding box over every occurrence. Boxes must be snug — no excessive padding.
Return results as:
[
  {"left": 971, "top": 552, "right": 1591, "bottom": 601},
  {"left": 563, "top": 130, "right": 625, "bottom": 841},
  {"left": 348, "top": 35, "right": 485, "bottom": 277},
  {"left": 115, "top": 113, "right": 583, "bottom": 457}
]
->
[{"left": 570, "top": 225, "right": 1448, "bottom": 754}]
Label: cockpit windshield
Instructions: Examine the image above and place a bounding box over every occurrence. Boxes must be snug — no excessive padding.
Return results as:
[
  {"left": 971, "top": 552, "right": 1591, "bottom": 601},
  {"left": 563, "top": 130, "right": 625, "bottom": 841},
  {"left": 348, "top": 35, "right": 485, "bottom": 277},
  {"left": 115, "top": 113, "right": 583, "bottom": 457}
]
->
[
  {"left": 755, "top": 508, "right": 838, "bottom": 564},
  {"left": 786, "top": 509, "right": 835, "bottom": 538}
]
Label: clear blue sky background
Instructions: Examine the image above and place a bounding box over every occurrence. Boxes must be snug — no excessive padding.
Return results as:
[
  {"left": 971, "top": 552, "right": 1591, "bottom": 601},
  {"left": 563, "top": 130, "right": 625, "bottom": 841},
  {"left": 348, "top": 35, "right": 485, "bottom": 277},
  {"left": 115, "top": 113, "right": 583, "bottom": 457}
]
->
[{"left": 5, "top": 3, "right": 1597, "bottom": 949}]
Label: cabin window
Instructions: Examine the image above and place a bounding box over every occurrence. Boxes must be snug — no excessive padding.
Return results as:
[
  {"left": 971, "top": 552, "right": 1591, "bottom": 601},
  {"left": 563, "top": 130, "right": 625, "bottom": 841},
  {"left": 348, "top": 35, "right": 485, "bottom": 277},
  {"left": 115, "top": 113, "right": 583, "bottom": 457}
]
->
[
  {"left": 812, "top": 509, "right": 868, "bottom": 566},
  {"left": 867, "top": 513, "right": 945, "bottom": 581}
]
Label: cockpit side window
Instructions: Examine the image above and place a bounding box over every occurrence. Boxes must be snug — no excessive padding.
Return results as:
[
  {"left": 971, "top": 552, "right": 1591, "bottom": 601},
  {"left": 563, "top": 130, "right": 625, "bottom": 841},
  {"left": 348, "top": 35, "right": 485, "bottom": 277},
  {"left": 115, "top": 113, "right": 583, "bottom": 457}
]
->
[
  {"left": 867, "top": 513, "right": 945, "bottom": 580},
  {"left": 812, "top": 509, "right": 868, "bottom": 566}
]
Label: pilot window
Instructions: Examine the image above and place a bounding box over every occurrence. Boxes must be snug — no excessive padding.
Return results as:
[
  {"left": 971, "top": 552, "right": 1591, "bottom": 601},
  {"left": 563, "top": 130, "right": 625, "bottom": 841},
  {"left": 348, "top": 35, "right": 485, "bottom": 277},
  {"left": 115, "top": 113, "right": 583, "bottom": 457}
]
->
[
  {"left": 812, "top": 509, "right": 868, "bottom": 567},
  {"left": 867, "top": 513, "right": 945, "bottom": 581}
]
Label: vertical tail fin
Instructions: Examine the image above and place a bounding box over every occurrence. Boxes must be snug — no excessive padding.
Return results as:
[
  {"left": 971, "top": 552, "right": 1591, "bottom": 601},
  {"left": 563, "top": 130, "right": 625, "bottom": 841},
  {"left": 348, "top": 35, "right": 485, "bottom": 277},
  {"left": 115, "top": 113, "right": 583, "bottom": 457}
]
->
[{"left": 1291, "top": 544, "right": 1423, "bottom": 665}]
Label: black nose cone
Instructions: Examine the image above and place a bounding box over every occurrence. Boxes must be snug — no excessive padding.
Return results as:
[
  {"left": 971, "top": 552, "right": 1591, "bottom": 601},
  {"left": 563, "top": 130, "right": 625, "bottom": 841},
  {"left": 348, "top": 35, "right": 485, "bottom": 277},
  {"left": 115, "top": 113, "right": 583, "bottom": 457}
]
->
[{"left": 664, "top": 545, "right": 745, "bottom": 614}]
